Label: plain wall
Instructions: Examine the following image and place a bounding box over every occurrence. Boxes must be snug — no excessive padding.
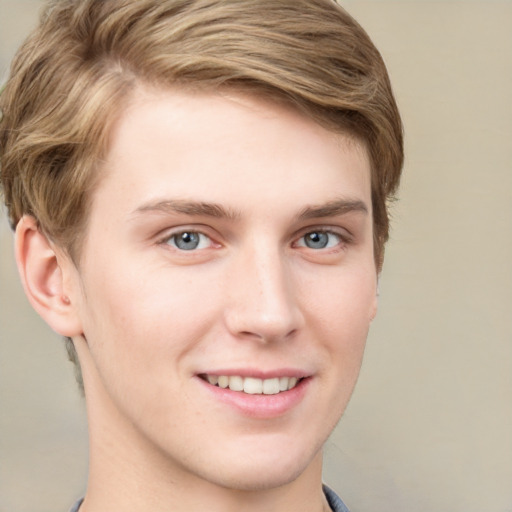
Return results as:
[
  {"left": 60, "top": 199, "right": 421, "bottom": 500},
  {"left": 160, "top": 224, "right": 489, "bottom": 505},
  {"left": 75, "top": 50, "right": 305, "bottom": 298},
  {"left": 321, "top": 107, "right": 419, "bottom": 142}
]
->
[{"left": 1, "top": 1, "right": 511, "bottom": 511}]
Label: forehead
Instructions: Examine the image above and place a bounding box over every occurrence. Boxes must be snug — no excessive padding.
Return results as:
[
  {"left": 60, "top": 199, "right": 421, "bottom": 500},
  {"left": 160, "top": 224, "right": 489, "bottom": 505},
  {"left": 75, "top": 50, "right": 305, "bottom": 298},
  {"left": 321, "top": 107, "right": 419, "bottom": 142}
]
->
[{"left": 90, "top": 86, "right": 371, "bottom": 221}]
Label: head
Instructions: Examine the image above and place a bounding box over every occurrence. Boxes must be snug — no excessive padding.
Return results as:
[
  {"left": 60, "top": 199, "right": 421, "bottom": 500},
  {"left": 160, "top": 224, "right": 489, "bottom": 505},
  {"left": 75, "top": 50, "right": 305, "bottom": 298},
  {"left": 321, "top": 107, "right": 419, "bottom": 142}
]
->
[
  {"left": 0, "top": 0, "right": 403, "bottom": 495},
  {"left": 1, "top": 0, "right": 402, "bottom": 260}
]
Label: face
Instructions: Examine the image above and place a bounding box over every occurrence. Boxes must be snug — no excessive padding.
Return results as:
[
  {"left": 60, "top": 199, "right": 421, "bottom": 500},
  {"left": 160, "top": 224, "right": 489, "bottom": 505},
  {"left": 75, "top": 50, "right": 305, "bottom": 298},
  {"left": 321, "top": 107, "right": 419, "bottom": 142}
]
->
[{"left": 69, "top": 87, "right": 377, "bottom": 491}]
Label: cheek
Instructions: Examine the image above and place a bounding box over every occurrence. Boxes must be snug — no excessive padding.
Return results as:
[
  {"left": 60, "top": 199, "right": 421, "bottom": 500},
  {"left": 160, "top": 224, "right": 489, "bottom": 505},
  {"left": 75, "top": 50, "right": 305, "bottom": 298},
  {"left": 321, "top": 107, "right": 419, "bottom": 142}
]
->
[
  {"left": 300, "top": 269, "right": 375, "bottom": 432},
  {"left": 303, "top": 265, "right": 377, "bottom": 337},
  {"left": 78, "top": 259, "right": 223, "bottom": 363},
  {"left": 302, "top": 265, "right": 376, "bottom": 398}
]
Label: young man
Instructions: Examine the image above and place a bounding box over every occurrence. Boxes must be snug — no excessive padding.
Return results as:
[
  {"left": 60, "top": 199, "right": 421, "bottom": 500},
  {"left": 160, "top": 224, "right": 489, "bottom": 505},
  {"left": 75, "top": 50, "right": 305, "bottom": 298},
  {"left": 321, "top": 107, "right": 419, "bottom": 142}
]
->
[{"left": 0, "top": 1, "right": 403, "bottom": 511}]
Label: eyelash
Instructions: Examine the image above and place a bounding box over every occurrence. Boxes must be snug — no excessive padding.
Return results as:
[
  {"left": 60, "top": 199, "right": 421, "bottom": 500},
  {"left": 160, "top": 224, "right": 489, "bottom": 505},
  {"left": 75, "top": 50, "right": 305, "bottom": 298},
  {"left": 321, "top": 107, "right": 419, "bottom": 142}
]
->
[
  {"left": 158, "top": 227, "right": 351, "bottom": 253},
  {"left": 161, "top": 230, "right": 216, "bottom": 251},
  {"left": 294, "top": 229, "right": 350, "bottom": 251}
]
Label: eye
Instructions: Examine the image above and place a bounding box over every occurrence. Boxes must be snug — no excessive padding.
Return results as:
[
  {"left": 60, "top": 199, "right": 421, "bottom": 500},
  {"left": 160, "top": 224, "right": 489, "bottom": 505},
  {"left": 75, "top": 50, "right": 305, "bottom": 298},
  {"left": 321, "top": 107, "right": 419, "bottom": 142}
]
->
[
  {"left": 165, "top": 231, "right": 212, "bottom": 251},
  {"left": 296, "top": 230, "right": 342, "bottom": 250}
]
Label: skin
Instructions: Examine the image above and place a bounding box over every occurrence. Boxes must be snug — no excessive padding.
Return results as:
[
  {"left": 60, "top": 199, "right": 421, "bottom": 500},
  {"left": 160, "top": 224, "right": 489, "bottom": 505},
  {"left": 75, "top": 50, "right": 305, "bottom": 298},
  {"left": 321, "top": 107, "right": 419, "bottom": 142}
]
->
[{"left": 16, "top": 88, "right": 377, "bottom": 512}]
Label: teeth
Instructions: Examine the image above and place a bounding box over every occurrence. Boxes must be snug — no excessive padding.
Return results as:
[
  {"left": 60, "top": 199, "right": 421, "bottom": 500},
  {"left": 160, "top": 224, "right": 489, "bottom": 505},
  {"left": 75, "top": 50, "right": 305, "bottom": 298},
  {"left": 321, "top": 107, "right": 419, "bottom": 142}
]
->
[
  {"left": 204, "top": 375, "right": 301, "bottom": 394},
  {"left": 218, "top": 375, "right": 229, "bottom": 388},
  {"left": 207, "top": 375, "right": 219, "bottom": 386},
  {"left": 263, "top": 377, "right": 280, "bottom": 395},
  {"left": 229, "top": 375, "right": 244, "bottom": 392},
  {"left": 288, "top": 377, "right": 298, "bottom": 390},
  {"left": 244, "top": 377, "right": 262, "bottom": 394}
]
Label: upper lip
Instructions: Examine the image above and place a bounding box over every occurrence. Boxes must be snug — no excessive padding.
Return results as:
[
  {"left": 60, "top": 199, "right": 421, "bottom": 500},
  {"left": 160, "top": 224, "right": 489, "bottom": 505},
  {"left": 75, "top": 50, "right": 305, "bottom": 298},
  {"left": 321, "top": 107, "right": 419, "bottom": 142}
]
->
[{"left": 197, "top": 368, "right": 310, "bottom": 379}]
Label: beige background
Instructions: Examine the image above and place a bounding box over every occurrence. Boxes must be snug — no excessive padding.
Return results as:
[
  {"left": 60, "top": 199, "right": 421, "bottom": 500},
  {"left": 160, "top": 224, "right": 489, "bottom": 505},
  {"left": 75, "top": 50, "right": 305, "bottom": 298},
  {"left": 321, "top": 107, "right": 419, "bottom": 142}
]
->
[{"left": 1, "top": 1, "right": 511, "bottom": 511}]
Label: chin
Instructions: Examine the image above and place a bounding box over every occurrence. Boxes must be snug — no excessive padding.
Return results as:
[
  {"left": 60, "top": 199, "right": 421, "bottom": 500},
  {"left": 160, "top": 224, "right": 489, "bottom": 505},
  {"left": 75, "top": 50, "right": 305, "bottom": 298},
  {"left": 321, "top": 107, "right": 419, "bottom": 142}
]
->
[
  {"left": 204, "top": 464, "right": 308, "bottom": 493},
  {"left": 194, "top": 441, "right": 323, "bottom": 492}
]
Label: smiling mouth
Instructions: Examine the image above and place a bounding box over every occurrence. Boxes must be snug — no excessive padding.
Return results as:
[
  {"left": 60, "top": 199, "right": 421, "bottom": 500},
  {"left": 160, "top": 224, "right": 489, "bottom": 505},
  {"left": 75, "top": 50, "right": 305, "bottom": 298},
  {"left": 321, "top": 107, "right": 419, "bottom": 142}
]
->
[{"left": 199, "top": 374, "right": 302, "bottom": 395}]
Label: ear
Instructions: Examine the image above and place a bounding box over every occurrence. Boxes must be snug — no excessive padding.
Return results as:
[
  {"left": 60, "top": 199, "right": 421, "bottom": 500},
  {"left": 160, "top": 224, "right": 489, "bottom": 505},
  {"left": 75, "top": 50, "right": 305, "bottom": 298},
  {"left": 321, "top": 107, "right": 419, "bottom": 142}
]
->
[{"left": 15, "top": 216, "right": 83, "bottom": 337}]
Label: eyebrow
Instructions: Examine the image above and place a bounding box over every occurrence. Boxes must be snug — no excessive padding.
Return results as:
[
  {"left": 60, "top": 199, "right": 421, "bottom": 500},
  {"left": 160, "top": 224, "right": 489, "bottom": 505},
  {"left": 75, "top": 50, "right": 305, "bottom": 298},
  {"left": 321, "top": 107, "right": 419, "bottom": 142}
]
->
[
  {"left": 132, "top": 199, "right": 241, "bottom": 220},
  {"left": 297, "top": 198, "right": 369, "bottom": 220},
  {"left": 132, "top": 197, "right": 368, "bottom": 222}
]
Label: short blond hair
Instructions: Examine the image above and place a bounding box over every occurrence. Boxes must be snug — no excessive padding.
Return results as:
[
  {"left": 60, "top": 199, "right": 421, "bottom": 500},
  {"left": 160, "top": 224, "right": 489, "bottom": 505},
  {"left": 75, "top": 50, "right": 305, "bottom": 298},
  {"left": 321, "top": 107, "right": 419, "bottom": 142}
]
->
[
  {"left": 1, "top": 0, "right": 403, "bottom": 386},
  {"left": 1, "top": 0, "right": 403, "bottom": 263}
]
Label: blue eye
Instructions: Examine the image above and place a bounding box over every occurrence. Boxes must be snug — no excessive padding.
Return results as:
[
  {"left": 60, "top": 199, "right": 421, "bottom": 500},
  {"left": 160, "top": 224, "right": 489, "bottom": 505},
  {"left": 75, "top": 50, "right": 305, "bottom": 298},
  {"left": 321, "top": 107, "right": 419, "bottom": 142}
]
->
[
  {"left": 298, "top": 231, "right": 341, "bottom": 249},
  {"left": 167, "top": 231, "right": 211, "bottom": 251}
]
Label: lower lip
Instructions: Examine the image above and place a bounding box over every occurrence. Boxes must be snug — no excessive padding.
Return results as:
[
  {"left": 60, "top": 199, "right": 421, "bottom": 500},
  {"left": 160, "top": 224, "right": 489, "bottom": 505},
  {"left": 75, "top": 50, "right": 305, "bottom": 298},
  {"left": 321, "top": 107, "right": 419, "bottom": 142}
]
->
[{"left": 197, "top": 377, "right": 311, "bottom": 419}]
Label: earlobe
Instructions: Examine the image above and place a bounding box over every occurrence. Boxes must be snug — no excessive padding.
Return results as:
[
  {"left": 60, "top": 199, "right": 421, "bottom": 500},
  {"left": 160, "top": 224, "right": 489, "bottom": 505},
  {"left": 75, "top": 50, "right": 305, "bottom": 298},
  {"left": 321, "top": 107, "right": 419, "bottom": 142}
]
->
[{"left": 15, "top": 216, "right": 83, "bottom": 337}]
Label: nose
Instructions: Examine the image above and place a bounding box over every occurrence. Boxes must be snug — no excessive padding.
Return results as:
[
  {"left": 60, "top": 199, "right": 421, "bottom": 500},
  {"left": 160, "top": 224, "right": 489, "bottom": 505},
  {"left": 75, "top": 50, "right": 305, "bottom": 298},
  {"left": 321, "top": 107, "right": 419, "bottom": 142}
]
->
[{"left": 223, "top": 243, "right": 304, "bottom": 343}]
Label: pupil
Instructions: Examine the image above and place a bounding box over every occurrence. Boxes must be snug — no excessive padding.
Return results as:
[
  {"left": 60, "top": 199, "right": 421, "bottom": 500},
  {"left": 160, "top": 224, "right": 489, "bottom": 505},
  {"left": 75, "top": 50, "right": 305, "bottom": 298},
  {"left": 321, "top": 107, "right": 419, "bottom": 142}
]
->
[{"left": 306, "top": 232, "right": 328, "bottom": 249}]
